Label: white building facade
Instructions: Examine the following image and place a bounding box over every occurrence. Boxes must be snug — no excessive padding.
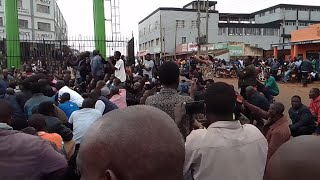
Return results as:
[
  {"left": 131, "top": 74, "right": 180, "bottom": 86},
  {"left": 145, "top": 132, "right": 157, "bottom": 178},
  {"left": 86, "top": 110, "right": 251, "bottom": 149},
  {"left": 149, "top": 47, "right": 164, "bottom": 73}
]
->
[
  {"left": 138, "top": 1, "right": 219, "bottom": 57},
  {"left": 0, "top": 0, "right": 67, "bottom": 41},
  {"left": 139, "top": 1, "right": 320, "bottom": 57}
]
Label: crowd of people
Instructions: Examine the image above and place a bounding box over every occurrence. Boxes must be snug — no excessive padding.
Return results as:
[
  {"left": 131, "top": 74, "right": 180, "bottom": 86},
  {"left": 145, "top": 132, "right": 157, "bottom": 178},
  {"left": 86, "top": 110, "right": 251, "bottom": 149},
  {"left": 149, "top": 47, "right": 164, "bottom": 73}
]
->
[{"left": 0, "top": 50, "right": 320, "bottom": 180}]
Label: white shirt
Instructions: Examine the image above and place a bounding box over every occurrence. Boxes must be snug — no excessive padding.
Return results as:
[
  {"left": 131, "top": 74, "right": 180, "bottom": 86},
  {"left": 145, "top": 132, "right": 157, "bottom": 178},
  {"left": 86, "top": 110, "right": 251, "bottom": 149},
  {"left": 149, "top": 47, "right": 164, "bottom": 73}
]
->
[
  {"left": 143, "top": 60, "right": 154, "bottom": 79},
  {"left": 184, "top": 121, "right": 268, "bottom": 180},
  {"left": 68, "top": 108, "right": 102, "bottom": 144},
  {"left": 95, "top": 100, "right": 105, "bottom": 114},
  {"left": 58, "top": 86, "right": 84, "bottom": 107},
  {"left": 115, "top": 59, "right": 126, "bottom": 83}
]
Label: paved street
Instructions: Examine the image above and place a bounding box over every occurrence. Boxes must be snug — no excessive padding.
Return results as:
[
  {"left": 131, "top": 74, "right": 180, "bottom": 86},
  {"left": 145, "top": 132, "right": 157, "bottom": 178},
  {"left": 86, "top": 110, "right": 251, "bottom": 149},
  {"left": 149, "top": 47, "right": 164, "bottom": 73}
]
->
[{"left": 216, "top": 78, "right": 320, "bottom": 117}]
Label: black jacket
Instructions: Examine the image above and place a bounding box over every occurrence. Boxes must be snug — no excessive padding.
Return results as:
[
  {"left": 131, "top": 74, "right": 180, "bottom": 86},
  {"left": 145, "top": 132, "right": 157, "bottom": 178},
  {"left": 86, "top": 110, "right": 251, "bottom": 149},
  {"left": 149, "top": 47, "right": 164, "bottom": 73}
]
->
[
  {"left": 289, "top": 105, "right": 315, "bottom": 131},
  {"left": 44, "top": 116, "right": 73, "bottom": 141},
  {"left": 300, "top": 60, "right": 313, "bottom": 72},
  {"left": 236, "top": 64, "right": 257, "bottom": 88},
  {"left": 248, "top": 92, "right": 270, "bottom": 111},
  {"left": 3, "top": 95, "right": 28, "bottom": 130}
]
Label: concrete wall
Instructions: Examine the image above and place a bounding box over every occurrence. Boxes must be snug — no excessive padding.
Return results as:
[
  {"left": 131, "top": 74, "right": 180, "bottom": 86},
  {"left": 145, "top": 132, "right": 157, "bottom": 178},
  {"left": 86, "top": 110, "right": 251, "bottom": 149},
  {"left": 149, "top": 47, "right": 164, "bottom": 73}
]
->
[
  {"left": 217, "top": 34, "right": 279, "bottom": 50},
  {"left": 139, "top": 10, "right": 219, "bottom": 55},
  {"left": 161, "top": 10, "right": 219, "bottom": 55},
  {"left": 138, "top": 11, "right": 161, "bottom": 54}
]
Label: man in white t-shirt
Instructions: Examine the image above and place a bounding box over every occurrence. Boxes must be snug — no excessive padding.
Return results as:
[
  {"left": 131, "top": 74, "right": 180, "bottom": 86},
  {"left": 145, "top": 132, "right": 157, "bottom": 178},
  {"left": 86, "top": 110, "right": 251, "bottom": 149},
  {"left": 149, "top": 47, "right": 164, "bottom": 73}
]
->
[
  {"left": 143, "top": 53, "right": 155, "bottom": 79},
  {"left": 56, "top": 80, "right": 84, "bottom": 107},
  {"left": 108, "top": 51, "right": 126, "bottom": 83},
  {"left": 68, "top": 98, "right": 102, "bottom": 145}
]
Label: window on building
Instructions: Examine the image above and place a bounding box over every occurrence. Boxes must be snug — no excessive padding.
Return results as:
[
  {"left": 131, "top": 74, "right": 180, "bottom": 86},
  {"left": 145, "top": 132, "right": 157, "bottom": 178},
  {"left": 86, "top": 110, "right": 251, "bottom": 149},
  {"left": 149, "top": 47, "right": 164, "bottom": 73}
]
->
[
  {"left": 181, "top": 37, "right": 187, "bottom": 44},
  {"left": 148, "top": 41, "right": 151, "bottom": 47},
  {"left": 38, "top": 22, "right": 51, "bottom": 31},
  {"left": 155, "top": 21, "right": 160, "bottom": 30},
  {"left": 18, "top": 19, "right": 28, "bottom": 29},
  {"left": 299, "top": 8, "right": 308, "bottom": 11},
  {"left": 218, "top": 27, "right": 227, "bottom": 35},
  {"left": 139, "top": 44, "right": 142, "bottom": 50},
  {"left": 37, "top": 4, "right": 50, "bottom": 14},
  {"left": 144, "top": 28, "right": 146, "bottom": 35},
  {"left": 191, "top": 20, "right": 198, "bottom": 28},
  {"left": 259, "top": 12, "right": 265, "bottom": 17},
  {"left": 256, "top": 28, "right": 262, "bottom": 36},
  {"left": 176, "top": 20, "right": 185, "bottom": 28},
  {"left": 156, "top": 38, "right": 160, "bottom": 46},
  {"left": 269, "top": 9, "right": 276, "bottom": 14},
  {"left": 151, "top": 40, "right": 154, "bottom": 47},
  {"left": 0, "top": 17, "right": 3, "bottom": 26},
  {"left": 285, "top": 22, "right": 296, "bottom": 26},
  {"left": 0, "top": 0, "right": 2, "bottom": 6},
  {"left": 17, "top": 0, "right": 22, "bottom": 8},
  {"left": 244, "top": 28, "right": 255, "bottom": 36},
  {"left": 149, "top": 24, "right": 152, "bottom": 32},
  {"left": 298, "top": 22, "right": 307, "bottom": 26},
  {"left": 263, "top": 28, "right": 278, "bottom": 36}
]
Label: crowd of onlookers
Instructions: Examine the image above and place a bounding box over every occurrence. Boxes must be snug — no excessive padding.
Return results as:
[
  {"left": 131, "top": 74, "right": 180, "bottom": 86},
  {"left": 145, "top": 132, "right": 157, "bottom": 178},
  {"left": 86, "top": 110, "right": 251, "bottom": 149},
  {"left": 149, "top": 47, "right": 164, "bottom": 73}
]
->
[{"left": 0, "top": 51, "right": 320, "bottom": 180}]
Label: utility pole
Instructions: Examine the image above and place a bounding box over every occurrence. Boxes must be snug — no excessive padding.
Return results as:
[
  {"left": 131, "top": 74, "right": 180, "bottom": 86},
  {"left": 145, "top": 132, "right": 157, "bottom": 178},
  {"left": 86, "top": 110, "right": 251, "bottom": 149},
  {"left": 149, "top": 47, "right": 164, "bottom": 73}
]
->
[
  {"left": 205, "top": 0, "right": 209, "bottom": 55},
  {"left": 197, "top": 0, "right": 201, "bottom": 55},
  {"left": 160, "top": 14, "right": 163, "bottom": 59},
  {"left": 174, "top": 20, "right": 178, "bottom": 60}
]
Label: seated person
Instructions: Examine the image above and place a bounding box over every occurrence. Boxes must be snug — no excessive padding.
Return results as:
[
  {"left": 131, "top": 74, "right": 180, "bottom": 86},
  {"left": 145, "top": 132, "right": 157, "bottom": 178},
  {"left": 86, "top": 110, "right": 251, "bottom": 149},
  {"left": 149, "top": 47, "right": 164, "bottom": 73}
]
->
[
  {"left": 245, "top": 86, "right": 270, "bottom": 128},
  {"left": 109, "top": 87, "right": 127, "bottom": 109},
  {"left": 58, "top": 93, "right": 80, "bottom": 119},
  {"left": 262, "top": 72, "right": 279, "bottom": 102},
  {"left": 289, "top": 96, "right": 316, "bottom": 137},
  {"left": 77, "top": 106, "right": 184, "bottom": 180},
  {"left": 28, "top": 114, "right": 63, "bottom": 149}
]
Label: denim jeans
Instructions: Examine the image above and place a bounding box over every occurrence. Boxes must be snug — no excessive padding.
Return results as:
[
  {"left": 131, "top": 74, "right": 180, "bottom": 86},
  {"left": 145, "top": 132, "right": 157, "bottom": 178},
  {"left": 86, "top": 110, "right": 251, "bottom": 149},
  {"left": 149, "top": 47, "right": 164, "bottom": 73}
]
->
[{"left": 283, "top": 69, "right": 292, "bottom": 82}]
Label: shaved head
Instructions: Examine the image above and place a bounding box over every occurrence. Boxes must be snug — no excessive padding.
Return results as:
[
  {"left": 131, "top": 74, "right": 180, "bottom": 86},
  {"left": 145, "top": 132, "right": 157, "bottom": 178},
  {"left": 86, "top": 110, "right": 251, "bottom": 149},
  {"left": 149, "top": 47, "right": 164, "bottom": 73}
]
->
[
  {"left": 77, "top": 105, "right": 185, "bottom": 180},
  {"left": 265, "top": 136, "right": 320, "bottom": 180}
]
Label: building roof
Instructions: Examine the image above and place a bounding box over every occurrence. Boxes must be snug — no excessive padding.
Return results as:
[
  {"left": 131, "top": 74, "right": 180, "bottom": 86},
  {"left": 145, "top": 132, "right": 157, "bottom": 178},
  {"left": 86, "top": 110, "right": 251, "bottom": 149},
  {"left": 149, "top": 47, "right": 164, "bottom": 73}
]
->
[
  {"left": 139, "top": 7, "right": 218, "bottom": 25},
  {"left": 252, "top": 4, "right": 320, "bottom": 15},
  {"left": 183, "top": 1, "right": 217, "bottom": 8}
]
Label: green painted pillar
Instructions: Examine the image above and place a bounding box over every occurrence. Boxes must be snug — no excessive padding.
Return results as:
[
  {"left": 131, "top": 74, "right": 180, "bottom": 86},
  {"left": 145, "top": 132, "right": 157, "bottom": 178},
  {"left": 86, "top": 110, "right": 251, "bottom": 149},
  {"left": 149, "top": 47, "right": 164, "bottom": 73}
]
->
[
  {"left": 5, "top": 0, "right": 21, "bottom": 68},
  {"left": 93, "top": 0, "right": 106, "bottom": 58}
]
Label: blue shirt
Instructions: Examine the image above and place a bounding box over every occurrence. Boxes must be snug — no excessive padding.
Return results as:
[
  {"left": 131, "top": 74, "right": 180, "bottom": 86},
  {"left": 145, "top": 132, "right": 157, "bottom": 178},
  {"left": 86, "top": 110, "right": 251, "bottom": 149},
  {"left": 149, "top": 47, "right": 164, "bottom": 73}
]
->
[{"left": 58, "top": 101, "right": 80, "bottom": 118}]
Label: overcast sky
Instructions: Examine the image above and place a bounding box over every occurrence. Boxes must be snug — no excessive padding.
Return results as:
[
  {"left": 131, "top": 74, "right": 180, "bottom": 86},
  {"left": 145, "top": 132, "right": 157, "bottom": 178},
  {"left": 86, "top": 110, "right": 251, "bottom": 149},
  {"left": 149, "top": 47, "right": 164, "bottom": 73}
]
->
[{"left": 57, "top": 0, "right": 320, "bottom": 39}]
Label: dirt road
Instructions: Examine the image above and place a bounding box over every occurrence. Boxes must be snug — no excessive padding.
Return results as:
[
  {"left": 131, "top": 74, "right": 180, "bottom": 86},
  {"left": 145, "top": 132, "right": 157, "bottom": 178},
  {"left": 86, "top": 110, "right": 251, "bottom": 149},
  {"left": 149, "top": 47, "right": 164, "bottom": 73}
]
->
[{"left": 215, "top": 78, "right": 319, "bottom": 117}]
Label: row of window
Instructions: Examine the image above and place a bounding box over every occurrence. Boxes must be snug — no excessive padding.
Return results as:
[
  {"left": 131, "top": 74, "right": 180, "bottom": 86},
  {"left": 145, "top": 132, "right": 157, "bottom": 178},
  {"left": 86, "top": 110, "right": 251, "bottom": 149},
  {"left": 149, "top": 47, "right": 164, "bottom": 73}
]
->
[
  {"left": 218, "top": 27, "right": 279, "bottom": 36},
  {"left": 285, "top": 22, "right": 312, "bottom": 26},
  {"left": 11, "top": 0, "right": 51, "bottom": 14},
  {"left": 140, "top": 38, "right": 160, "bottom": 50},
  {"left": 0, "top": 17, "right": 51, "bottom": 31},
  {"left": 139, "top": 20, "right": 199, "bottom": 36},
  {"left": 259, "top": 7, "right": 320, "bottom": 17}
]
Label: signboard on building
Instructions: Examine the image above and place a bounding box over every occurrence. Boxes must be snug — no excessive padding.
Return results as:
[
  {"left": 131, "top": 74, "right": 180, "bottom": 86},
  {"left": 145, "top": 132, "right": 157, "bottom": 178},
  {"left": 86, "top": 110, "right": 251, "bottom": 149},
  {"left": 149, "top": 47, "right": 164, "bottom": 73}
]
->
[
  {"left": 35, "top": 32, "right": 54, "bottom": 40},
  {"left": 0, "top": 28, "right": 32, "bottom": 40},
  {"left": 228, "top": 46, "right": 243, "bottom": 56},
  {"left": 188, "top": 43, "right": 198, "bottom": 52}
]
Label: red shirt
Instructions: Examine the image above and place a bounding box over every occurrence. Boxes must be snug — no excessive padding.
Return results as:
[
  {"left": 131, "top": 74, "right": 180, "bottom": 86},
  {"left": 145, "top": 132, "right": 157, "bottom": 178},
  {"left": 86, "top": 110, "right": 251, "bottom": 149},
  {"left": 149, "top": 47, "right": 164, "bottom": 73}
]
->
[{"left": 309, "top": 96, "right": 320, "bottom": 124}]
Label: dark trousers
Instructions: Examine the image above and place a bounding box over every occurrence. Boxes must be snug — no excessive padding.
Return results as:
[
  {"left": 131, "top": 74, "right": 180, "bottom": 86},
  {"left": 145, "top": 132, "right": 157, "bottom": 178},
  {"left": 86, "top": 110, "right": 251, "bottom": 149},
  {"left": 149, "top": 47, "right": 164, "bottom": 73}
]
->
[
  {"left": 262, "top": 87, "right": 279, "bottom": 102},
  {"left": 291, "top": 126, "right": 316, "bottom": 137},
  {"left": 301, "top": 72, "right": 309, "bottom": 86}
]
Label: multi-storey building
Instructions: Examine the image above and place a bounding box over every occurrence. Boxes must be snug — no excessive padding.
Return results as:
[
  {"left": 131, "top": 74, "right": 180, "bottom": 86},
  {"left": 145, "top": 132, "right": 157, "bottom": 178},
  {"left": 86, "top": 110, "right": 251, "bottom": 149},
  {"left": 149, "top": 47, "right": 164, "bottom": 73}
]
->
[
  {"left": 0, "top": 0, "right": 68, "bottom": 41},
  {"left": 138, "top": 1, "right": 320, "bottom": 57},
  {"left": 138, "top": 1, "right": 219, "bottom": 57}
]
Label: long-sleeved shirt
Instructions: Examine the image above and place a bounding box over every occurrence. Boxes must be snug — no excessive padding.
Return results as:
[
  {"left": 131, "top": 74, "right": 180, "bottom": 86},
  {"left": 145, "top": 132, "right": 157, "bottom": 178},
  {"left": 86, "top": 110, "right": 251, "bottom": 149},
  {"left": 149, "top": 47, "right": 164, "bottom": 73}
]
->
[
  {"left": 91, "top": 55, "right": 104, "bottom": 77},
  {"left": 289, "top": 105, "right": 315, "bottom": 131},
  {"left": 309, "top": 96, "right": 320, "bottom": 124},
  {"left": 244, "top": 101, "right": 291, "bottom": 160}
]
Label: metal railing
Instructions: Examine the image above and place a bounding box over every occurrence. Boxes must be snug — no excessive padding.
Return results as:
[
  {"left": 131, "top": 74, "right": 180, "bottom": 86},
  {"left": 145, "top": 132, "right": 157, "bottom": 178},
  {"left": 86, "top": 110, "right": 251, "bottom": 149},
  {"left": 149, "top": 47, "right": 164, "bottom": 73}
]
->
[{"left": 1, "top": 36, "right": 129, "bottom": 71}]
